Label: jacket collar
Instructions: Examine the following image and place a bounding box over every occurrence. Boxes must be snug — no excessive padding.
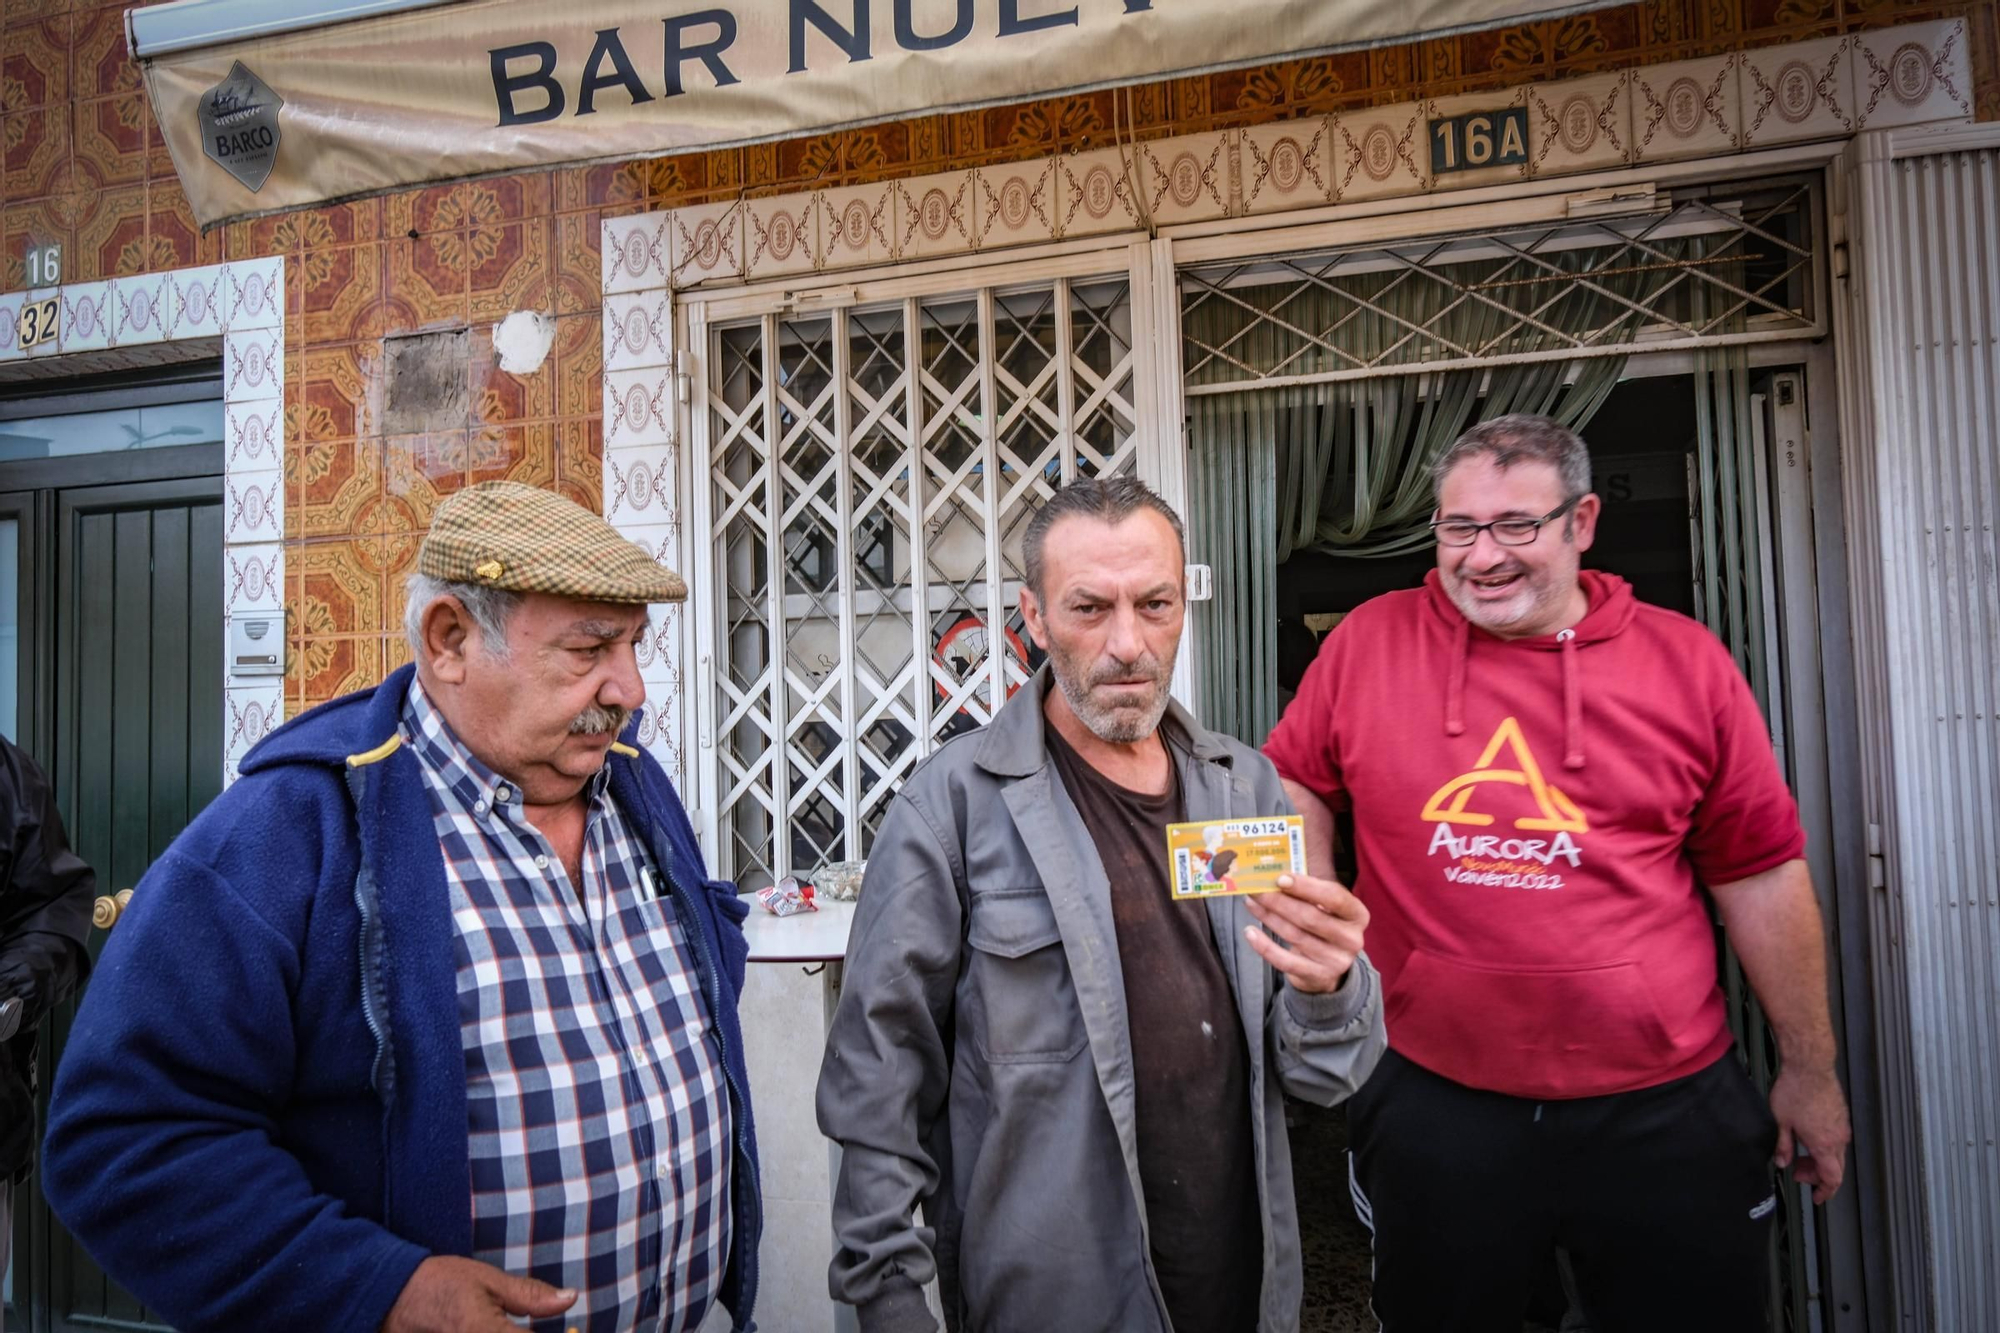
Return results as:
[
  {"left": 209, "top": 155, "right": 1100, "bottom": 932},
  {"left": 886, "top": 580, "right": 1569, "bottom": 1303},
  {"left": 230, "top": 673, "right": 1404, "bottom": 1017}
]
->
[{"left": 973, "top": 664, "right": 1233, "bottom": 778}]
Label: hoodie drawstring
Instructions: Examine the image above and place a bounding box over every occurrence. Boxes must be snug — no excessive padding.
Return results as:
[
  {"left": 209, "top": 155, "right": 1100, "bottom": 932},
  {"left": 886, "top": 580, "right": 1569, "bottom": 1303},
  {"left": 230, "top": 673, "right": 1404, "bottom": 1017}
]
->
[
  {"left": 1445, "top": 617, "right": 1470, "bottom": 738},
  {"left": 1557, "top": 628, "right": 1584, "bottom": 770}
]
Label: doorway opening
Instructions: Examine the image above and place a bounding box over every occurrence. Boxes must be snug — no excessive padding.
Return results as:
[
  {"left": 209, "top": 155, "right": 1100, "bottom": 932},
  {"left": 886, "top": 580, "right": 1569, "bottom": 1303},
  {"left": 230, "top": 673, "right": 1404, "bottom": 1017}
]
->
[
  {"left": 1205, "top": 352, "right": 1857, "bottom": 1333},
  {"left": 0, "top": 362, "right": 224, "bottom": 1333},
  {"left": 1272, "top": 370, "right": 1701, "bottom": 707},
  {"left": 1174, "top": 173, "right": 1866, "bottom": 1329}
]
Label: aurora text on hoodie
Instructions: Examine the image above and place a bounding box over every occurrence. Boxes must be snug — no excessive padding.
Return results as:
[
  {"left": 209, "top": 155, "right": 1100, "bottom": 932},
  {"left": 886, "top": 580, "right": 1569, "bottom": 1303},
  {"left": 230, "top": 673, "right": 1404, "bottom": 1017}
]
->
[{"left": 1427, "top": 823, "right": 1582, "bottom": 891}]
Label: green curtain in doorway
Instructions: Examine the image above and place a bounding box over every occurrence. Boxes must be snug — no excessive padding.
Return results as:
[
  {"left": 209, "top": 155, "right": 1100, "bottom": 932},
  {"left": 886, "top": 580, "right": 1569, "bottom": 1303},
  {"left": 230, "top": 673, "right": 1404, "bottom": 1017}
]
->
[
  {"left": 1187, "top": 362, "right": 1626, "bottom": 746},
  {"left": 1186, "top": 393, "right": 1279, "bottom": 747},
  {"left": 1183, "top": 243, "right": 1701, "bottom": 744},
  {"left": 1682, "top": 264, "right": 1817, "bottom": 1333}
]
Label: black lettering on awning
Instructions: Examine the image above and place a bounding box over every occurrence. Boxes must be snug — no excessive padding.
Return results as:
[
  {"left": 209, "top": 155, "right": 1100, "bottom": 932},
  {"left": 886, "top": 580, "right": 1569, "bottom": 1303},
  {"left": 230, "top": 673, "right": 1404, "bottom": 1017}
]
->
[
  {"left": 578, "top": 27, "right": 654, "bottom": 115},
  {"left": 895, "top": 0, "right": 974, "bottom": 51},
  {"left": 491, "top": 41, "right": 565, "bottom": 126},
  {"left": 663, "top": 10, "right": 741, "bottom": 97},
  {"left": 999, "top": 0, "right": 1079, "bottom": 35},
  {"left": 791, "top": 0, "right": 871, "bottom": 73}
]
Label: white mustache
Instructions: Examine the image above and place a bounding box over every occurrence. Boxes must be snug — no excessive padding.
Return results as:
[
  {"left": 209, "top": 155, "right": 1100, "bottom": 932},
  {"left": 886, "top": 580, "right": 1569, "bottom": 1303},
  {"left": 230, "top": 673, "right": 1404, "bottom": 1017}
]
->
[{"left": 570, "top": 704, "right": 631, "bottom": 735}]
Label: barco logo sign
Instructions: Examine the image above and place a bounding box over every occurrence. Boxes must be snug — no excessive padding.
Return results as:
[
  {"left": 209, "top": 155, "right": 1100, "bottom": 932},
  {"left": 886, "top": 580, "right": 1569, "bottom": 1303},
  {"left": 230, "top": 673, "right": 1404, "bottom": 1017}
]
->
[{"left": 199, "top": 61, "right": 284, "bottom": 192}]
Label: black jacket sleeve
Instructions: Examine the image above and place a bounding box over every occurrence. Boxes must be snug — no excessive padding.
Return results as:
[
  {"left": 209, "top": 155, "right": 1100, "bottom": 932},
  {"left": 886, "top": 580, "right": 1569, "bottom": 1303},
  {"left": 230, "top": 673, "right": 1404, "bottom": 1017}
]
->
[{"left": 0, "top": 737, "right": 95, "bottom": 1027}]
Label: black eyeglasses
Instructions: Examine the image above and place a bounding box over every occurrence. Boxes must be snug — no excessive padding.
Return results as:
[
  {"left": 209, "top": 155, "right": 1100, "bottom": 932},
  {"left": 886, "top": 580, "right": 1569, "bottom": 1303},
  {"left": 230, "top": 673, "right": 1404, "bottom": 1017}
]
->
[{"left": 1430, "top": 496, "right": 1582, "bottom": 548}]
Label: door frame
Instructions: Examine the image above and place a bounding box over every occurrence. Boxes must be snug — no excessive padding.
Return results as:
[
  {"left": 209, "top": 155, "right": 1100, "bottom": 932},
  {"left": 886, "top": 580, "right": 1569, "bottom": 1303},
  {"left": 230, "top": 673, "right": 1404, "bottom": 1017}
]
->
[
  {"left": 0, "top": 369, "right": 224, "bottom": 1333},
  {"left": 0, "top": 489, "right": 47, "bottom": 764},
  {"left": 1613, "top": 338, "right": 1883, "bottom": 1332},
  {"left": 1158, "top": 157, "right": 1885, "bottom": 1328}
]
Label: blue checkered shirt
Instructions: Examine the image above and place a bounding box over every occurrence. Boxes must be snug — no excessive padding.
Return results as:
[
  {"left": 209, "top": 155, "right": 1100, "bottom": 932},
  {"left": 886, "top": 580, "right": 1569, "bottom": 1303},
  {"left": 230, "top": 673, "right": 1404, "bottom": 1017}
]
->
[{"left": 403, "top": 682, "right": 732, "bottom": 1333}]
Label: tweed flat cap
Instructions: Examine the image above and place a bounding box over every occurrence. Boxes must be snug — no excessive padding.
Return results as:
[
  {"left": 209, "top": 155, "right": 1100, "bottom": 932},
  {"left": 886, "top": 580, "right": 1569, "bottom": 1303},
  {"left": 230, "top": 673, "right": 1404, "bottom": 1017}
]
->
[{"left": 418, "top": 481, "right": 687, "bottom": 603}]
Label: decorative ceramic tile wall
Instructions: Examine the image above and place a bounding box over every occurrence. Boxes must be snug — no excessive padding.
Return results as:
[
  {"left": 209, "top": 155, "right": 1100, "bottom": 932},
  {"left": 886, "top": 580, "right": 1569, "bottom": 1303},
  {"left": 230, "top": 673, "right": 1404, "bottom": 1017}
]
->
[
  {"left": 1524, "top": 73, "right": 1630, "bottom": 178},
  {"left": 609, "top": 19, "right": 1970, "bottom": 289},
  {"left": 1850, "top": 24, "right": 1975, "bottom": 124},
  {"left": 1139, "top": 135, "right": 1233, "bottom": 226},
  {"left": 1742, "top": 35, "right": 1857, "bottom": 146},
  {"left": 596, "top": 217, "right": 686, "bottom": 788},
  {"left": 894, "top": 170, "right": 979, "bottom": 261},
  {"left": 217, "top": 258, "right": 288, "bottom": 784},
  {"left": 1240, "top": 119, "right": 1334, "bottom": 214},
  {"left": 1055, "top": 148, "right": 1148, "bottom": 239},
  {"left": 0, "top": 250, "right": 286, "bottom": 782}
]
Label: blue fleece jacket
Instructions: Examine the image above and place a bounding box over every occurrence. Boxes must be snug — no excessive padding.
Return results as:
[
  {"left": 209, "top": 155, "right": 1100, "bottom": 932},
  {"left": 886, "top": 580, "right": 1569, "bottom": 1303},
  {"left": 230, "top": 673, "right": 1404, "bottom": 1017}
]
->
[{"left": 42, "top": 665, "right": 761, "bottom": 1333}]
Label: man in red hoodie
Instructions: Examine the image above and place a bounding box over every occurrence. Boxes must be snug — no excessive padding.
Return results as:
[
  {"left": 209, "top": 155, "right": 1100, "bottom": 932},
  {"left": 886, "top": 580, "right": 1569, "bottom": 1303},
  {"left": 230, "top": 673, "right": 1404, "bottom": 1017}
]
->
[{"left": 1264, "top": 413, "right": 1852, "bottom": 1332}]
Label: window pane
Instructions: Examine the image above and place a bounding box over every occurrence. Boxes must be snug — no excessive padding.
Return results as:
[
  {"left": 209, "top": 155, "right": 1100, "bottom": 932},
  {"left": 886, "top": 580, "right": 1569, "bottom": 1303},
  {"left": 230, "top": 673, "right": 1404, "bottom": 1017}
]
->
[{"left": 0, "top": 400, "right": 224, "bottom": 461}]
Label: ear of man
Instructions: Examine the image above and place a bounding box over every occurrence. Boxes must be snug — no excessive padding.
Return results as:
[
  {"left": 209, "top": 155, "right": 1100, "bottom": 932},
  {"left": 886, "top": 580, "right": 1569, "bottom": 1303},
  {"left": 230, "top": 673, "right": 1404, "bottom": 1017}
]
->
[
  {"left": 420, "top": 596, "right": 477, "bottom": 684},
  {"left": 1017, "top": 585, "right": 1050, "bottom": 652}
]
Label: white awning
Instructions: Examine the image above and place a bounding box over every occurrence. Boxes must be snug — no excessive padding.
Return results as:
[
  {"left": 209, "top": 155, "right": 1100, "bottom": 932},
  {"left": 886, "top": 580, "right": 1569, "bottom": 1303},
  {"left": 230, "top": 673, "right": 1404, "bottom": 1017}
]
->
[
  {"left": 132, "top": 0, "right": 1627, "bottom": 228},
  {"left": 127, "top": 0, "right": 462, "bottom": 58}
]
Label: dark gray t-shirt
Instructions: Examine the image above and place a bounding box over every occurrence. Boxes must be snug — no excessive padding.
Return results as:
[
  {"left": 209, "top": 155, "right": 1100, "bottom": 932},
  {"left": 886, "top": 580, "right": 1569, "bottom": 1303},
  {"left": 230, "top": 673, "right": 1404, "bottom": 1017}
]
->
[{"left": 1045, "top": 723, "right": 1262, "bottom": 1333}]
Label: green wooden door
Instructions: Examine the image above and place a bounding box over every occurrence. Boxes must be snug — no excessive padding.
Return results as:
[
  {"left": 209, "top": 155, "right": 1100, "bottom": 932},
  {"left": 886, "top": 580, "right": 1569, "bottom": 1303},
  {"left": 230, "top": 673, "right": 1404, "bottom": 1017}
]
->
[{"left": 10, "top": 476, "right": 222, "bottom": 1333}]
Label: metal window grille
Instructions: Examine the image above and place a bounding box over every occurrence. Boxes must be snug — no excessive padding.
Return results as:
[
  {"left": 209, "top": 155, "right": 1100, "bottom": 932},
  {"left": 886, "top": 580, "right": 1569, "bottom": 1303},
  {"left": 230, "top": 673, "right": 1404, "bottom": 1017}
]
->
[
  {"left": 702, "top": 277, "right": 1137, "bottom": 884},
  {"left": 1181, "top": 179, "right": 1821, "bottom": 392}
]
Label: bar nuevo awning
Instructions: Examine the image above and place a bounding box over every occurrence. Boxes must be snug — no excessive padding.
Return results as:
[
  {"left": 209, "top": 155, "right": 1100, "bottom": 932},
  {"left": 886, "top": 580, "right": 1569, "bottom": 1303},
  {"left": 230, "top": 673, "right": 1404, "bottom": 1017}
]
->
[{"left": 132, "top": 0, "right": 1625, "bottom": 228}]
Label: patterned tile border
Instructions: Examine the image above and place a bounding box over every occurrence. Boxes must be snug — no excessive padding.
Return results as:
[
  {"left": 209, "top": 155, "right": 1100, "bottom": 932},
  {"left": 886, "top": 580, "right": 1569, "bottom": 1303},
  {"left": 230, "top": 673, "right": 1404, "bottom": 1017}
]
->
[
  {"left": 596, "top": 216, "right": 687, "bottom": 786},
  {"left": 605, "top": 19, "right": 1966, "bottom": 292},
  {"left": 0, "top": 255, "right": 291, "bottom": 786}
]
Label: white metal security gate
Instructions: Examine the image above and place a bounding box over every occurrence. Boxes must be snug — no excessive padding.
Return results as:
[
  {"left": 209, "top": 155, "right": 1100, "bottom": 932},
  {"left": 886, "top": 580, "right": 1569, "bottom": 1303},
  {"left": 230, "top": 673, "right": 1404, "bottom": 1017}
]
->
[
  {"left": 688, "top": 269, "right": 1149, "bottom": 885},
  {"left": 1836, "top": 123, "right": 2000, "bottom": 1333}
]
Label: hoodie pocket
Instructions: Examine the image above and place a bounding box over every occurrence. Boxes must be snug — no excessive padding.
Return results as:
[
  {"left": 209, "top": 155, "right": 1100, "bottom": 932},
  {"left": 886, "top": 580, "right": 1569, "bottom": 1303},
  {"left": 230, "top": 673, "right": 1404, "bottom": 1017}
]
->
[
  {"left": 1389, "top": 947, "right": 1678, "bottom": 1094},
  {"left": 965, "top": 889, "right": 1087, "bottom": 1064}
]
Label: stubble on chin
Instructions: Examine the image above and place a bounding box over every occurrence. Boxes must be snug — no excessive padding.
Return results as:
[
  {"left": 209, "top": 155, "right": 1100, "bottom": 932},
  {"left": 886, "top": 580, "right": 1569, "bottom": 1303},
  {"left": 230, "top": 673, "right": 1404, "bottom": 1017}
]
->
[
  {"left": 1444, "top": 571, "right": 1561, "bottom": 637},
  {"left": 1060, "top": 675, "right": 1173, "bottom": 744}
]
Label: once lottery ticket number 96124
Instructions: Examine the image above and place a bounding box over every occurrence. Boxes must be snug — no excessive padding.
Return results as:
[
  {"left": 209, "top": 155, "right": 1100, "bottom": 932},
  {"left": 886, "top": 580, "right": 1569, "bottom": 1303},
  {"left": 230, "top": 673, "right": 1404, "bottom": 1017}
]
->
[{"left": 1167, "top": 815, "right": 1307, "bottom": 900}]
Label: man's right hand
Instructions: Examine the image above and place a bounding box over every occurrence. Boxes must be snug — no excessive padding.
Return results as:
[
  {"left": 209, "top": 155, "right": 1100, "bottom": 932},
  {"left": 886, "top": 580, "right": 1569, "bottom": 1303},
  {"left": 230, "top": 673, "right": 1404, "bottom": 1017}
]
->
[{"left": 381, "top": 1256, "right": 578, "bottom": 1333}]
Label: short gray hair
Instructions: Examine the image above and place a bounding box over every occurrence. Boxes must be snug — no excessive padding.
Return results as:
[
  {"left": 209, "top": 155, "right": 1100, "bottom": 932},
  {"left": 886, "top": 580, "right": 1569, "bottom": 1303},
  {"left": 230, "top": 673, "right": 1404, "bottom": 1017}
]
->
[
  {"left": 1431, "top": 414, "right": 1592, "bottom": 503},
  {"left": 403, "top": 573, "right": 522, "bottom": 660},
  {"left": 1023, "top": 475, "right": 1187, "bottom": 597}
]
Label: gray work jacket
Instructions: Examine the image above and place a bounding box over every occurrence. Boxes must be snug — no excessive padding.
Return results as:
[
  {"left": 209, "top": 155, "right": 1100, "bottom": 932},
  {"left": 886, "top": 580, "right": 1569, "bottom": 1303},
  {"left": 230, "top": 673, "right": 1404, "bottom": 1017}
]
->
[{"left": 818, "top": 670, "right": 1386, "bottom": 1333}]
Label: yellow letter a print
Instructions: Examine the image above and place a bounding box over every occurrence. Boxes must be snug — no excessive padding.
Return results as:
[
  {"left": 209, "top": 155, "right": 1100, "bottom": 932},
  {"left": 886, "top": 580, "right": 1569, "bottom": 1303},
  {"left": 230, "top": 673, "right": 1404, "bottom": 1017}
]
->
[{"left": 1419, "top": 716, "right": 1588, "bottom": 833}]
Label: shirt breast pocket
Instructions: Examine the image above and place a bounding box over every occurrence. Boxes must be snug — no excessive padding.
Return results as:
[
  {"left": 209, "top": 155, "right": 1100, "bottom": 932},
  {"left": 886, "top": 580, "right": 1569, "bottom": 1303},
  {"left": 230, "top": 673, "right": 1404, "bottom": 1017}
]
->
[
  {"left": 964, "top": 888, "right": 1087, "bottom": 1064},
  {"left": 622, "top": 866, "right": 677, "bottom": 940}
]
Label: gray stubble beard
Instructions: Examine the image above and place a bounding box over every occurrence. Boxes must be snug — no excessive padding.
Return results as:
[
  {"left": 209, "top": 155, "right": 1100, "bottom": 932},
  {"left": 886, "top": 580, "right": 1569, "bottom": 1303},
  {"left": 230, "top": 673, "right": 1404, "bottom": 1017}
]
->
[{"left": 1051, "top": 647, "right": 1178, "bottom": 745}]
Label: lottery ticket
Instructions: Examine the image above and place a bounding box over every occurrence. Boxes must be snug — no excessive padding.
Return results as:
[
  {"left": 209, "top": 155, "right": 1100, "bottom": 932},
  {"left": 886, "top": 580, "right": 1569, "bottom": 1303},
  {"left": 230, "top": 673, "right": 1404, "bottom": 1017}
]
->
[{"left": 1166, "top": 815, "right": 1306, "bottom": 900}]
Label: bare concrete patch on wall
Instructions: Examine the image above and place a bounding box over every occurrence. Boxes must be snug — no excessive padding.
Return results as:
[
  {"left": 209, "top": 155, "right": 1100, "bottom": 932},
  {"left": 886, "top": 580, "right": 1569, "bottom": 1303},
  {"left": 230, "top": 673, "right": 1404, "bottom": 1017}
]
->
[{"left": 382, "top": 327, "right": 470, "bottom": 436}]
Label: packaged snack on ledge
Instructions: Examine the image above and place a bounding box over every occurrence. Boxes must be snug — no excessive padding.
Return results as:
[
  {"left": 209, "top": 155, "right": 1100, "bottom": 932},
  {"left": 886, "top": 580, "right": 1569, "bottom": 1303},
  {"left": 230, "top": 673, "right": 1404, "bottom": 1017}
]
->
[{"left": 756, "top": 875, "right": 819, "bottom": 916}]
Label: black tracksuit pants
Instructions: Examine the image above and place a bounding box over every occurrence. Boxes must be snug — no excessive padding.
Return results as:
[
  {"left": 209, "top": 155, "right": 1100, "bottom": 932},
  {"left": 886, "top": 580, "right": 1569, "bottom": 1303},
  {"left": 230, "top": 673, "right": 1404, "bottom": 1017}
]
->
[{"left": 1346, "top": 1047, "right": 1780, "bottom": 1333}]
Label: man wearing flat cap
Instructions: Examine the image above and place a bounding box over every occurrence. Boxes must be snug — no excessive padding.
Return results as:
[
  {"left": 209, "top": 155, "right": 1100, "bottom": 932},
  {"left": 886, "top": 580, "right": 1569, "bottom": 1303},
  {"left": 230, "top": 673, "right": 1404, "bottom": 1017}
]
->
[{"left": 44, "top": 482, "right": 760, "bottom": 1333}]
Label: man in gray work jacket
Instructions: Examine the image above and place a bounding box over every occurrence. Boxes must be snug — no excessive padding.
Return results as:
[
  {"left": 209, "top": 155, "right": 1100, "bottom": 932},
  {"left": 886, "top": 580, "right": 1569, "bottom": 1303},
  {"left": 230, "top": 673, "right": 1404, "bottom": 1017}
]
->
[{"left": 818, "top": 476, "right": 1386, "bottom": 1333}]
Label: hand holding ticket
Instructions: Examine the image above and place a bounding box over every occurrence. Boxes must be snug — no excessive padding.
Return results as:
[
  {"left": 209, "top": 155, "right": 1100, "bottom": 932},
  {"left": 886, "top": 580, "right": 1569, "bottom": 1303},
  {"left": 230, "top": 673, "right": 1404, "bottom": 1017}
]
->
[
  {"left": 1242, "top": 864, "right": 1370, "bottom": 995},
  {"left": 1167, "top": 816, "right": 1307, "bottom": 899},
  {"left": 1167, "top": 815, "right": 1364, "bottom": 992}
]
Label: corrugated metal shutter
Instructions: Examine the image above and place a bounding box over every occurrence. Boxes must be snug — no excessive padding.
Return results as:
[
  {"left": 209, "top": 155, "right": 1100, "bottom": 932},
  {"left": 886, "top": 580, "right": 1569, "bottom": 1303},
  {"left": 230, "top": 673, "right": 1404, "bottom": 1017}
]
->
[{"left": 1834, "top": 124, "right": 2000, "bottom": 1333}]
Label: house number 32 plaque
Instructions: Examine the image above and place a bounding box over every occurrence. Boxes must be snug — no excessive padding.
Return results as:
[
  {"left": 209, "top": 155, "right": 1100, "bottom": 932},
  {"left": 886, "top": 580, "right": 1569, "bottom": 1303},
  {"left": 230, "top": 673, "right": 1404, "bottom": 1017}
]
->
[{"left": 18, "top": 240, "right": 62, "bottom": 349}]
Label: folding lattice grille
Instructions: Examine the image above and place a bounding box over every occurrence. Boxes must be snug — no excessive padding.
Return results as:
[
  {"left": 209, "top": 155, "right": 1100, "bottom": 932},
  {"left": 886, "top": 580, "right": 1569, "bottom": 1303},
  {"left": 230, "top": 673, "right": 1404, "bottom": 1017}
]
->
[
  {"left": 1182, "top": 181, "right": 1820, "bottom": 390},
  {"left": 707, "top": 279, "right": 1136, "bottom": 884}
]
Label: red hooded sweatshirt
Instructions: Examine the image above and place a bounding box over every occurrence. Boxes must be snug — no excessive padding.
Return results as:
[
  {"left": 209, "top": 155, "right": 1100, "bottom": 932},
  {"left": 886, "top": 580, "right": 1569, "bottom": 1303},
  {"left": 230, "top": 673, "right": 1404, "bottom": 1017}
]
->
[{"left": 1265, "top": 569, "right": 1804, "bottom": 1099}]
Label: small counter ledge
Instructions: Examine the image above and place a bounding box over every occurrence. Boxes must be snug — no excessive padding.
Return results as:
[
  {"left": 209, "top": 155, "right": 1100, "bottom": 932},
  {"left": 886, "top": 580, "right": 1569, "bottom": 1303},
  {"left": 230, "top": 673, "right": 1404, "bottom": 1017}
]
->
[{"left": 741, "top": 898, "right": 857, "bottom": 963}]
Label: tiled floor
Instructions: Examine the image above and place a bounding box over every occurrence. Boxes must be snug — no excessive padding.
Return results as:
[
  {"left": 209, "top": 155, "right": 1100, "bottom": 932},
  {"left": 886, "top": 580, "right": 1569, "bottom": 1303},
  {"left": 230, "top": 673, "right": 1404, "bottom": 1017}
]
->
[{"left": 1291, "top": 1102, "right": 1379, "bottom": 1333}]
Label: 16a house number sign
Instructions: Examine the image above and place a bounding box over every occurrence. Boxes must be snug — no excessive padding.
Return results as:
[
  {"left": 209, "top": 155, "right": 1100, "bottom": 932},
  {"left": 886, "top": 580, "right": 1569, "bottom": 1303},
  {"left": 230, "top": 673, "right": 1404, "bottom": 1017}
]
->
[
  {"left": 17, "top": 241, "right": 62, "bottom": 349},
  {"left": 1429, "top": 107, "right": 1529, "bottom": 174}
]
